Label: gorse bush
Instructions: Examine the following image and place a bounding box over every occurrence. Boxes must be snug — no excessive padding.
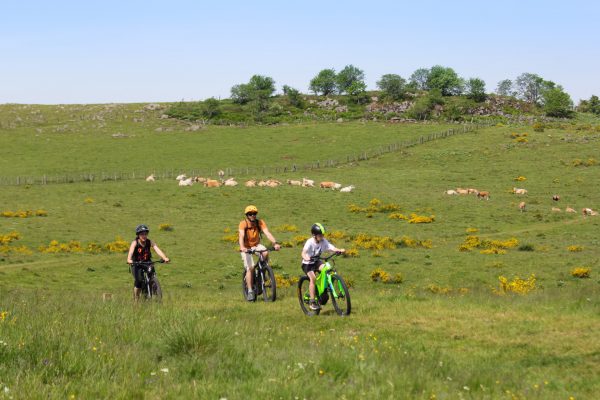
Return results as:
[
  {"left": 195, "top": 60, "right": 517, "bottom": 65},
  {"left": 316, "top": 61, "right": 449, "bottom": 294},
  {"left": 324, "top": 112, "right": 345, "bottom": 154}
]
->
[
  {"left": 1, "top": 210, "right": 48, "bottom": 218},
  {"left": 495, "top": 274, "right": 537, "bottom": 295},
  {"left": 570, "top": 267, "right": 591, "bottom": 278}
]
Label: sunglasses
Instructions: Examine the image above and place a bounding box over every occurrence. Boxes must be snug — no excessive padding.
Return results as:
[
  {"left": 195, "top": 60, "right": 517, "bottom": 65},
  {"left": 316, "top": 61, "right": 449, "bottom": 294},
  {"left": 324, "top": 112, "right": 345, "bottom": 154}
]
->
[{"left": 246, "top": 212, "right": 257, "bottom": 216}]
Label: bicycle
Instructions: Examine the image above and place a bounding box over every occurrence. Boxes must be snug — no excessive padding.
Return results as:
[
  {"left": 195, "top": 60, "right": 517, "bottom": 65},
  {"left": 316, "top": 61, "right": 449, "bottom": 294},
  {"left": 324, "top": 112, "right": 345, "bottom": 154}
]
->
[
  {"left": 297, "top": 252, "right": 351, "bottom": 316},
  {"left": 241, "top": 248, "right": 277, "bottom": 302},
  {"left": 130, "top": 260, "right": 165, "bottom": 301}
]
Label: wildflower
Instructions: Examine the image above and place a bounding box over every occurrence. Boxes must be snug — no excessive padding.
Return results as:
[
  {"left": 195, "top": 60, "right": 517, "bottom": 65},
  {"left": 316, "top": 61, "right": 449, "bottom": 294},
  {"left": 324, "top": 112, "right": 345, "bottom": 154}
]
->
[
  {"left": 158, "top": 223, "right": 174, "bottom": 231},
  {"left": 567, "top": 245, "right": 584, "bottom": 252},
  {"left": 495, "top": 274, "right": 536, "bottom": 295},
  {"left": 571, "top": 267, "right": 591, "bottom": 278},
  {"left": 84, "top": 197, "right": 95, "bottom": 204}
]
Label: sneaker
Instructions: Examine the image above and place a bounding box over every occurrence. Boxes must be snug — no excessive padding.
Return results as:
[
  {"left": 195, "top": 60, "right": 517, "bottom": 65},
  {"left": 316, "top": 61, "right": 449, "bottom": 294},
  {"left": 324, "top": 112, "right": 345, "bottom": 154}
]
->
[
  {"left": 247, "top": 290, "right": 255, "bottom": 301},
  {"left": 309, "top": 300, "right": 320, "bottom": 311}
]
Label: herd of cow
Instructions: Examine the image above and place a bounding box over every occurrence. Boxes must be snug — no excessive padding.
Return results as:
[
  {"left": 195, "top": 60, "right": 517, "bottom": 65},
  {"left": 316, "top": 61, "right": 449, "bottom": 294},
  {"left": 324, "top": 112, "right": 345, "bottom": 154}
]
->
[
  {"left": 445, "top": 186, "right": 598, "bottom": 216},
  {"left": 144, "top": 172, "right": 356, "bottom": 192}
]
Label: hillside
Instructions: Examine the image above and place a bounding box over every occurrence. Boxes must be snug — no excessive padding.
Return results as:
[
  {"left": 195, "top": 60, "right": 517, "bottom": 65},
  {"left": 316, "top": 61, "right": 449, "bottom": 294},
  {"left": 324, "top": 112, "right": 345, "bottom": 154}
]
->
[{"left": 0, "top": 104, "right": 599, "bottom": 399}]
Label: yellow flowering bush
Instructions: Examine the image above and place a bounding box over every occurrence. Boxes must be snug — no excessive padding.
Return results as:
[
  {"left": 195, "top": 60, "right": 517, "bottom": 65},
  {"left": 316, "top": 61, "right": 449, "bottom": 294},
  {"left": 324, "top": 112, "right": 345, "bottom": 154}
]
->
[
  {"left": 514, "top": 176, "right": 527, "bottom": 181},
  {"left": 495, "top": 274, "right": 536, "bottom": 295},
  {"left": 39, "top": 240, "right": 84, "bottom": 253},
  {"left": 389, "top": 213, "right": 408, "bottom": 220},
  {"left": 293, "top": 235, "right": 310, "bottom": 246},
  {"left": 516, "top": 137, "right": 528, "bottom": 143},
  {"left": 354, "top": 234, "right": 396, "bottom": 251},
  {"left": 459, "top": 235, "right": 518, "bottom": 254},
  {"left": 1, "top": 210, "right": 47, "bottom": 218},
  {"left": 344, "top": 248, "right": 360, "bottom": 257},
  {"left": 221, "top": 234, "right": 239, "bottom": 243},
  {"left": 571, "top": 267, "right": 591, "bottom": 278},
  {"left": 408, "top": 213, "right": 435, "bottom": 224},
  {"left": 370, "top": 268, "right": 391, "bottom": 283},
  {"left": 426, "top": 284, "right": 452, "bottom": 294},
  {"left": 274, "top": 273, "right": 299, "bottom": 288},
  {"left": 396, "top": 236, "right": 432, "bottom": 249},
  {"left": 103, "top": 237, "right": 129, "bottom": 253},
  {"left": 84, "top": 197, "right": 95, "bottom": 204},
  {"left": 327, "top": 230, "right": 347, "bottom": 240},
  {"left": 567, "top": 245, "right": 584, "bottom": 252},
  {"left": 0, "top": 231, "right": 20, "bottom": 245},
  {"left": 159, "top": 223, "right": 174, "bottom": 231},
  {"left": 349, "top": 199, "right": 401, "bottom": 214},
  {"left": 274, "top": 224, "right": 299, "bottom": 233},
  {"left": 465, "top": 227, "right": 479, "bottom": 233}
]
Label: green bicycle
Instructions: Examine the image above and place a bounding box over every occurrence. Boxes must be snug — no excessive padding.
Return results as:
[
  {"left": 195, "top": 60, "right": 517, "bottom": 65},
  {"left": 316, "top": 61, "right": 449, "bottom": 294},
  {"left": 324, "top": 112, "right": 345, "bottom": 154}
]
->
[{"left": 297, "top": 252, "right": 351, "bottom": 316}]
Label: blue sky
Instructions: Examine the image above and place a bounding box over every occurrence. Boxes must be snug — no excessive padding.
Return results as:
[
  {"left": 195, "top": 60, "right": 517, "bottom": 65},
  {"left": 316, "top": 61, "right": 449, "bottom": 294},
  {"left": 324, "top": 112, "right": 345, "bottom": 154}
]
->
[{"left": 0, "top": 0, "right": 598, "bottom": 104}]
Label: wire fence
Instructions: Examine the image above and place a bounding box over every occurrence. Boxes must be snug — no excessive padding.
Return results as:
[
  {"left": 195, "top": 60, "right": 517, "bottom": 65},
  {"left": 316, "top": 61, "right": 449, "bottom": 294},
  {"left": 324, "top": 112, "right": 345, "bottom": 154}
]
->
[{"left": 0, "top": 123, "right": 487, "bottom": 186}]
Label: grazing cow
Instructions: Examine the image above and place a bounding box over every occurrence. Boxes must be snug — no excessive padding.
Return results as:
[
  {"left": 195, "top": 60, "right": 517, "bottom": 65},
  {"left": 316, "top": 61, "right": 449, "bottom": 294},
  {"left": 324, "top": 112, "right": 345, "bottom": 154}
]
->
[
  {"left": 176, "top": 174, "right": 187, "bottom": 181},
  {"left": 204, "top": 179, "right": 221, "bottom": 187},
  {"left": 333, "top": 183, "right": 342, "bottom": 190},
  {"left": 193, "top": 176, "right": 207, "bottom": 183},
  {"left": 218, "top": 170, "right": 225, "bottom": 179},
  {"left": 257, "top": 180, "right": 268, "bottom": 187},
  {"left": 552, "top": 195, "right": 560, "bottom": 201},
  {"left": 477, "top": 191, "right": 490, "bottom": 200},
  {"left": 445, "top": 189, "right": 458, "bottom": 195},
  {"left": 302, "top": 178, "right": 315, "bottom": 187},
  {"left": 551, "top": 207, "right": 561, "bottom": 212},
  {"left": 287, "top": 179, "right": 302, "bottom": 186},
  {"left": 179, "top": 178, "right": 193, "bottom": 186},
  {"left": 320, "top": 181, "right": 336, "bottom": 189},
  {"left": 266, "top": 179, "right": 282, "bottom": 187},
  {"left": 565, "top": 207, "right": 576, "bottom": 213},
  {"left": 146, "top": 174, "right": 155, "bottom": 182},
  {"left": 245, "top": 180, "right": 257, "bottom": 187},
  {"left": 456, "top": 188, "right": 469, "bottom": 195},
  {"left": 340, "top": 185, "right": 355, "bottom": 193},
  {"left": 224, "top": 178, "right": 238, "bottom": 187},
  {"left": 513, "top": 187, "right": 528, "bottom": 195},
  {"left": 582, "top": 208, "right": 597, "bottom": 217},
  {"left": 467, "top": 188, "right": 479, "bottom": 195},
  {"left": 519, "top": 201, "right": 526, "bottom": 212}
]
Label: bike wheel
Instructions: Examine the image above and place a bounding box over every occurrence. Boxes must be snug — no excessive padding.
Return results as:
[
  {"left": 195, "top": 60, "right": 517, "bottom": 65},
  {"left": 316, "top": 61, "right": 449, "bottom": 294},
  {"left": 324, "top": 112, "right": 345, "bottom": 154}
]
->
[
  {"left": 261, "top": 264, "right": 276, "bottom": 302},
  {"left": 297, "top": 276, "right": 320, "bottom": 316},
  {"left": 329, "top": 274, "right": 351, "bottom": 316},
  {"left": 150, "top": 277, "right": 163, "bottom": 301}
]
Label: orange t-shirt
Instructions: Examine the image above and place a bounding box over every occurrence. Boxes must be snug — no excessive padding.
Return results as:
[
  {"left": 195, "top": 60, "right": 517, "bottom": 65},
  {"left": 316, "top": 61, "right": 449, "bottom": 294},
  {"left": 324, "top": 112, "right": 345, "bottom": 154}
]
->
[{"left": 239, "top": 219, "right": 267, "bottom": 248}]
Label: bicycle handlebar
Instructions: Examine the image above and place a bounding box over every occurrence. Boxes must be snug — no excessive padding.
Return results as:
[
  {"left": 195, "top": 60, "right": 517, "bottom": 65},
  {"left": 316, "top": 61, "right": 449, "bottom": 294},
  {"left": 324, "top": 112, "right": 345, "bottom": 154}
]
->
[
  {"left": 310, "top": 252, "right": 342, "bottom": 263},
  {"left": 240, "top": 247, "right": 278, "bottom": 254},
  {"left": 129, "top": 260, "right": 166, "bottom": 266}
]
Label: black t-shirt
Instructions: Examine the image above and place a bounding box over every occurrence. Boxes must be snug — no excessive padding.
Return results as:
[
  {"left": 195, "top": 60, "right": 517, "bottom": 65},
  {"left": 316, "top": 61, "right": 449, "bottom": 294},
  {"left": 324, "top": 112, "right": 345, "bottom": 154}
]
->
[{"left": 132, "top": 239, "right": 152, "bottom": 262}]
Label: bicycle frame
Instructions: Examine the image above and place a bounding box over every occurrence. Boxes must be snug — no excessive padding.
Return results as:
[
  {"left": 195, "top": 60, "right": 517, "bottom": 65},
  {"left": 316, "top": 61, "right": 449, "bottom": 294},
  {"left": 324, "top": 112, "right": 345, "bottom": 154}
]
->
[{"left": 311, "top": 254, "right": 345, "bottom": 299}]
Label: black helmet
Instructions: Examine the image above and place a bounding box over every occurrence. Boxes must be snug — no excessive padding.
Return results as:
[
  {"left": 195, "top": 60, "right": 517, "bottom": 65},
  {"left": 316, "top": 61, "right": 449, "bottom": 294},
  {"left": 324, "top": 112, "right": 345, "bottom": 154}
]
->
[
  {"left": 136, "top": 224, "right": 150, "bottom": 235},
  {"left": 311, "top": 223, "right": 325, "bottom": 236}
]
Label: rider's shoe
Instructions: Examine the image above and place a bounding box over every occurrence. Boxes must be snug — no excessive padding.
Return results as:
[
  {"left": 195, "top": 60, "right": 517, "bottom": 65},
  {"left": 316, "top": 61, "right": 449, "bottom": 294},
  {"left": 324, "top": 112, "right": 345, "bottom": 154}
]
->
[
  {"left": 247, "top": 290, "right": 255, "bottom": 301},
  {"left": 309, "top": 300, "right": 320, "bottom": 311}
]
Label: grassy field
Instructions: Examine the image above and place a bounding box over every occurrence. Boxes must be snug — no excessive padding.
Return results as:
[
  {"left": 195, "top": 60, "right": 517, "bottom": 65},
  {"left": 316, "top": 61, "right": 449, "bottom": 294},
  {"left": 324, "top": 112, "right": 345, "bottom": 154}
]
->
[{"left": 1, "top": 106, "right": 600, "bottom": 399}]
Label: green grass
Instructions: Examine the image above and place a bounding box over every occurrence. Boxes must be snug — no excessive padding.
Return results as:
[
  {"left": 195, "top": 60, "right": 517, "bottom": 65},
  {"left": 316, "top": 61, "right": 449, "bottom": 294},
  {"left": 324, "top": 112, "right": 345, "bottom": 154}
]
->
[{"left": 1, "top": 104, "right": 600, "bottom": 399}]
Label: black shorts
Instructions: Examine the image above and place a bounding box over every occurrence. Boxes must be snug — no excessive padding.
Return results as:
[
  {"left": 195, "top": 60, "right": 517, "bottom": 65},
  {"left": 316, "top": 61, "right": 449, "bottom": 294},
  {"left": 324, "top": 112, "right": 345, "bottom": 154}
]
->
[
  {"left": 301, "top": 261, "right": 322, "bottom": 275},
  {"left": 131, "top": 264, "right": 145, "bottom": 289}
]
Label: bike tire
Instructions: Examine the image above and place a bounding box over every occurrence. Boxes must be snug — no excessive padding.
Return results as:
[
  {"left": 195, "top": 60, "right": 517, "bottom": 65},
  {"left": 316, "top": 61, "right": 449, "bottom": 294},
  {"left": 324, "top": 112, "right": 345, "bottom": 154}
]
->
[
  {"left": 330, "top": 274, "right": 351, "bottom": 316},
  {"left": 261, "top": 264, "right": 277, "bottom": 302},
  {"left": 297, "top": 276, "right": 320, "bottom": 316},
  {"left": 150, "top": 277, "right": 163, "bottom": 301}
]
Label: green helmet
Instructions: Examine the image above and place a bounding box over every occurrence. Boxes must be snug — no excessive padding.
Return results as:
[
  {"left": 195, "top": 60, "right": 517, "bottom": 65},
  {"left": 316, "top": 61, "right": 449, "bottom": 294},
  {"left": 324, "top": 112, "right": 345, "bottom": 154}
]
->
[{"left": 311, "top": 223, "right": 325, "bottom": 236}]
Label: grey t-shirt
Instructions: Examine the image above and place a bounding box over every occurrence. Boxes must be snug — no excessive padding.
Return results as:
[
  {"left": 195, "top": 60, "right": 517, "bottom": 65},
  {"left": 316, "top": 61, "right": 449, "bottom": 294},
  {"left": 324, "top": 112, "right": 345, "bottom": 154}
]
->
[{"left": 302, "top": 237, "right": 335, "bottom": 264}]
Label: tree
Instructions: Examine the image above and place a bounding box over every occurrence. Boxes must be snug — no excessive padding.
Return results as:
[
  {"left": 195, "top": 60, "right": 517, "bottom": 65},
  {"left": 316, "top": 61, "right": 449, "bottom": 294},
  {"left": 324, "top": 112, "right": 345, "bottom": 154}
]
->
[
  {"left": 202, "top": 97, "right": 221, "bottom": 118},
  {"left": 543, "top": 86, "right": 574, "bottom": 118},
  {"left": 578, "top": 95, "right": 600, "bottom": 115},
  {"left": 336, "top": 64, "right": 365, "bottom": 95},
  {"left": 309, "top": 69, "right": 337, "bottom": 96},
  {"left": 514, "top": 73, "right": 555, "bottom": 104},
  {"left": 347, "top": 80, "right": 369, "bottom": 104},
  {"left": 230, "top": 84, "right": 252, "bottom": 104},
  {"left": 376, "top": 74, "right": 407, "bottom": 101},
  {"left": 282, "top": 85, "right": 304, "bottom": 108},
  {"left": 230, "top": 75, "right": 276, "bottom": 112},
  {"left": 426, "top": 65, "right": 463, "bottom": 96},
  {"left": 496, "top": 79, "right": 514, "bottom": 97},
  {"left": 409, "top": 68, "right": 430, "bottom": 91},
  {"left": 465, "top": 78, "right": 486, "bottom": 102},
  {"left": 406, "top": 89, "right": 445, "bottom": 120}
]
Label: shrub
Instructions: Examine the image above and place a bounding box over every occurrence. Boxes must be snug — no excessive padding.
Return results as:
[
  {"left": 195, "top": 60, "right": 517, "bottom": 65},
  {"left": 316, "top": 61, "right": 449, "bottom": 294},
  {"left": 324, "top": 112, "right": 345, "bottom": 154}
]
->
[
  {"left": 370, "top": 268, "right": 391, "bottom": 283},
  {"left": 567, "top": 245, "right": 584, "bottom": 252},
  {"left": 159, "top": 223, "right": 174, "bottom": 232},
  {"left": 293, "top": 235, "right": 310, "bottom": 246},
  {"left": 104, "top": 237, "right": 129, "bottom": 253},
  {"left": 274, "top": 224, "right": 299, "bottom": 233},
  {"left": 466, "top": 227, "right": 479, "bottom": 233},
  {"left": 408, "top": 214, "right": 435, "bottom": 224},
  {"left": 514, "top": 176, "right": 527, "bottom": 181},
  {"left": 221, "top": 234, "right": 239, "bottom": 243},
  {"left": 571, "top": 267, "right": 591, "bottom": 278},
  {"left": 344, "top": 248, "right": 360, "bottom": 258},
  {"left": 532, "top": 122, "right": 545, "bottom": 132},
  {"left": 84, "top": 197, "right": 95, "bottom": 204},
  {"left": 495, "top": 274, "right": 536, "bottom": 295}
]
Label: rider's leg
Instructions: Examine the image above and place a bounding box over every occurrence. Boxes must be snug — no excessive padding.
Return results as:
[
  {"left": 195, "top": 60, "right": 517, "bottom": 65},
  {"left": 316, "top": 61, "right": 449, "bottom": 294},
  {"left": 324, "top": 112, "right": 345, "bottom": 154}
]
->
[
  {"left": 307, "top": 270, "right": 317, "bottom": 300},
  {"left": 241, "top": 251, "right": 254, "bottom": 290},
  {"left": 245, "top": 266, "right": 255, "bottom": 290},
  {"left": 133, "top": 287, "right": 141, "bottom": 300}
]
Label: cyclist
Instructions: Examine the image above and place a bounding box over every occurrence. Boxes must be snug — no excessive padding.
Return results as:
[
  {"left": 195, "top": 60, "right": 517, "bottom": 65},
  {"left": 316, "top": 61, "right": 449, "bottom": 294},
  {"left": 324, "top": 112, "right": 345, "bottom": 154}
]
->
[
  {"left": 301, "top": 223, "right": 345, "bottom": 310},
  {"left": 238, "top": 205, "right": 281, "bottom": 301},
  {"left": 127, "top": 224, "right": 170, "bottom": 300}
]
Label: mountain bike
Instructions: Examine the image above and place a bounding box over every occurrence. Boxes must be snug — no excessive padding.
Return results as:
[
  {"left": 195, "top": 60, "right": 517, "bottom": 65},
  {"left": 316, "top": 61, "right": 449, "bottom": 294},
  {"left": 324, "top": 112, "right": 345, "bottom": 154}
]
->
[
  {"left": 241, "top": 248, "right": 277, "bottom": 302},
  {"left": 297, "top": 252, "right": 351, "bottom": 316},
  {"left": 130, "top": 260, "right": 165, "bottom": 301}
]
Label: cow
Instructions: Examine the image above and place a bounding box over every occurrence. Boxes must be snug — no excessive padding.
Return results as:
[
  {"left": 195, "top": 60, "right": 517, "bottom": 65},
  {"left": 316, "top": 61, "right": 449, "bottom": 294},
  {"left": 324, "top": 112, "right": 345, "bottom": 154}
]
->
[
  {"left": 176, "top": 174, "right": 187, "bottom": 181},
  {"left": 204, "top": 179, "right": 221, "bottom": 187},
  {"left": 552, "top": 195, "right": 560, "bottom": 201},
  {"left": 456, "top": 188, "right": 469, "bottom": 195},
  {"left": 287, "top": 179, "right": 302, "bottom": 186},
  {"left": 519, "top": 201, "right": 526, "bottom": 212},
  {"left": 245, "top": 180, "right": 257, "bottom": 187},
  {"left": 302, "top": 178, "right": 315, "bottom": 187},
  {"left": 320, "top": 181, "right": 336, "bottom": 189},
  {"left": 179, "top": 178, "right": 193, "bottom": 186},
  {"left": 445, "top": 190, "right": 458, "bottom": 195},
  {"left": 513, "top": 187, "right": 528, "bottom": 195},
  {"left": 551, "top": 207, "right": 561, "bottom": 212},
  {"left": 477, "top": 191, "right": 490, "bottom": 200},
  {"left": 340, "top": 185, "right": 355, "bottom": 192},
  {"left": 193, "top": 176, "right": 207, "bottom": 183},
  {"left": 467, "top": 188, "right": 479, "bottom": 195},
  {"left": 565, "top": 207, "right": 576, "bottom": 213},
  {"left": 145, "top": 174, "right": 155, "bottom": 182},
  {"left": 224, "top": 178, "right": 238, "bottom": 186}
]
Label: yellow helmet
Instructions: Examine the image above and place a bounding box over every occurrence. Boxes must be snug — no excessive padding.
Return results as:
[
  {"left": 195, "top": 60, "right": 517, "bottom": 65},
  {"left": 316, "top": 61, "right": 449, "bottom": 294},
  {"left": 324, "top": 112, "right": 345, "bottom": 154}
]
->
[{"left": 244, "top": 205, "right": 258, "bottom": 215}]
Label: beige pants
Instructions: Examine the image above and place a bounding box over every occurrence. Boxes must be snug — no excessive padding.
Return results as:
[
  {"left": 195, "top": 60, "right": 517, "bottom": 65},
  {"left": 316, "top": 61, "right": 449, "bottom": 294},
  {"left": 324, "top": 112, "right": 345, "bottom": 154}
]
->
[{"left": 241, "top": 244, "right": 267, "bottom": 269}]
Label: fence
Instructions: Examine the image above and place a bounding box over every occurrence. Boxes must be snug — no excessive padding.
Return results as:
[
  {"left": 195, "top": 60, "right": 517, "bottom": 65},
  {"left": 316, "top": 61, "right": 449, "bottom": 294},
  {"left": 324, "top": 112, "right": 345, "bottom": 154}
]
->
[{"left": 0, "top": 123, "right": 486, "bottom": 186}]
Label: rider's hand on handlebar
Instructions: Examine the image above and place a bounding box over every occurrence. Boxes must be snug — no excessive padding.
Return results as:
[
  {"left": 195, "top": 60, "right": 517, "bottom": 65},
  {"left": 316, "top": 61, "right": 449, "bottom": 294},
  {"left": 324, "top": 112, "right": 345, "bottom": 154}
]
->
[
  {"left": 273, "top": 243, "right": 281, "bottom": 251},
  {"left": 240, "top": 247, "right": 248, "bottom": 253},
  {"left": 163, "top": 257, "right": 170, "bottom": 263}
]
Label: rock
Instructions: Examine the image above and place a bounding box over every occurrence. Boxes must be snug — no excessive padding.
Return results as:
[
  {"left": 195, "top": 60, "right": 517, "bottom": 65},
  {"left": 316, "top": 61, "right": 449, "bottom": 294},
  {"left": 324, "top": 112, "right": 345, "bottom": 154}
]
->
[
  {"left": 144, "top": 103, "right": 162, "bottom": 111},
  {"left": 160, "top": 114, "right": 169, "bottom": 119},
  {"left": 336, "top": 118, "right": 343, "bottom": 123}
]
